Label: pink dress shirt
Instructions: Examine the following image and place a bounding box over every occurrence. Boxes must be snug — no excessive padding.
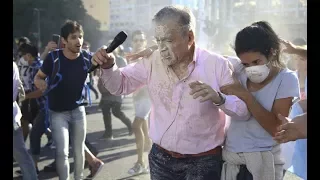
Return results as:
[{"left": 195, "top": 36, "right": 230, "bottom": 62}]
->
[{"left": 100, "top": 46, "right": 250, "bottom": 154}]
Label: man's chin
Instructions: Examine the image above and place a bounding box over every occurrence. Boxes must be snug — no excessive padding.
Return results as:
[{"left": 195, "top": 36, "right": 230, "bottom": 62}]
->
[{"left": 71, "top": 49, "right": 81, "bottom": 53}]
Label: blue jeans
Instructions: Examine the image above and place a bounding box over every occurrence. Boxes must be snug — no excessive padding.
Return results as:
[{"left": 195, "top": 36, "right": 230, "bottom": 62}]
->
[
  {"left": 50, "top": 106, "right": 86, "bottom": 180},
  {"left": 30, "top": 110, "right": 46, "bottom": 159},
  {"left": 13, "top": 122, "right": 38, "bottom": 180},
  {"left": 149, "top": 144, "right": 222, "bottom": 180}
]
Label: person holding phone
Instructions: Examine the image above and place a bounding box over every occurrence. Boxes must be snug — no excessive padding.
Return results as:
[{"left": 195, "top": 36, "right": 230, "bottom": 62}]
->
[{"left": 39, "top": 35, "right": 59, "bottom": 61}]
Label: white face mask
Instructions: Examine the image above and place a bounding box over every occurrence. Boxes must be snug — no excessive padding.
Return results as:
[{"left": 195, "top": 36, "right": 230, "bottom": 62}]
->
[
  {"left": 19, "top": 57, "right": 29, "bottom": 66},
  {"left": 245, "top": 64, "right": 270, "bottom": 83}
]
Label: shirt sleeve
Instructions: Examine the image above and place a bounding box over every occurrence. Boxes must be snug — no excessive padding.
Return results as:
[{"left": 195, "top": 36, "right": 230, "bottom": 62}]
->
[
  {"left": 276, "top": 70, "right": 300, "bottom": 100},
  {"left": 99, "top": 52, "right": 153, "bottom": 96},
  {"left": 216, "top": 56, "right": 250, "bottom": 120},
  {"left": 40, "top": 51, "right": 54, "bottom": 76}
]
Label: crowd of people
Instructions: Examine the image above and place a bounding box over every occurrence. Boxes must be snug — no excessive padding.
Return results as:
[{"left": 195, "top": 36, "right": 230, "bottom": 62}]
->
[{"left": 13, "top": 5, "right": 307, "bottom": 180}]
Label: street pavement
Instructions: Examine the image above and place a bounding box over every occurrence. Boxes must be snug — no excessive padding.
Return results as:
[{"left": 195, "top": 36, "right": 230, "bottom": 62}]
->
[{"left": 13, "top": 94, "right": 303, "bottom": 180}]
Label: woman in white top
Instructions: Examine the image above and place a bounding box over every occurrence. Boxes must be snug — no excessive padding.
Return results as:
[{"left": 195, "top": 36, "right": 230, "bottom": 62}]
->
[
  {"left": 127, "top": 30, "right": 153, "bottom": 174},
  {"left": 220, "top": 21, "right": 300, "bottom": 180}
]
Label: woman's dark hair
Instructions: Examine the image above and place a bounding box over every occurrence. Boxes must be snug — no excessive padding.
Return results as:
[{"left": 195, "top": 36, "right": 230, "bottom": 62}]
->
[{"left": 234, "top": 21, "right": 284, "bottom": 68}]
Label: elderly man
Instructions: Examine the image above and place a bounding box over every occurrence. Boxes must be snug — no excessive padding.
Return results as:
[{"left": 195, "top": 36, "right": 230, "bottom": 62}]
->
[{"left": 92, "top": 6, "right": 249, "bottom": 180}]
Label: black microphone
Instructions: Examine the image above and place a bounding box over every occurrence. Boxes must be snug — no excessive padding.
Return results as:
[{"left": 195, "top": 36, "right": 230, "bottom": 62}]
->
[{"left": 88, "top": 31, "right": 128, "bottom": 73}]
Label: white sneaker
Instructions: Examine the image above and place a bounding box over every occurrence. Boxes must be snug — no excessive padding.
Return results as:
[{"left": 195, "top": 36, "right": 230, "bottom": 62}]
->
[{"left": 128, "top": 163, "right": 149, "bottom": 175}]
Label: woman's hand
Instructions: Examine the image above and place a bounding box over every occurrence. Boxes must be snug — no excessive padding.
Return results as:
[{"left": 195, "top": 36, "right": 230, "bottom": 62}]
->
[{"left": 220, "top": 76, "right": 249, "bottom": 100}]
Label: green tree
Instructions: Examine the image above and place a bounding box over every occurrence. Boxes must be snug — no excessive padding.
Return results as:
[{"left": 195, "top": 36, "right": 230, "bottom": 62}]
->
[{"left": 13, "top": 0, "right": 102, "bottom": 51}]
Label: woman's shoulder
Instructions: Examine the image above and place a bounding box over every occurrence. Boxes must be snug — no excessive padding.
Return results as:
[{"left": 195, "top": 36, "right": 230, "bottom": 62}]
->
[{"left": 278, "top": 68, "right": 299, "bottom": 83}]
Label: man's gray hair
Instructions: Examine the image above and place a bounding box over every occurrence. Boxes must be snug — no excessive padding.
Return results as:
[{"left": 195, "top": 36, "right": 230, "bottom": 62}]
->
[{"left": 153, "top": 5, "right": 196, "bottom": 35}]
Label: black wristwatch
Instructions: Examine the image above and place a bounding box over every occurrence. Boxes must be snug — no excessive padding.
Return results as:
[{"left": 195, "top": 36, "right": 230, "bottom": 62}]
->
[{"left": 213, "top": 92, "right": 226, "bottom": 106}]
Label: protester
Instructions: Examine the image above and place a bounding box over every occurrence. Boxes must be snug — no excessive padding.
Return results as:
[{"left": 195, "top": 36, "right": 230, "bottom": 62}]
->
[
  {"left": 126, "top": 30, "right": 153, "bottom": 174},
  {"left": 16, "top": 37, "right": 38, "bottom": 141},
  {"left": 92, "top": 6, "right": 250, "bottom": 180},
  {"left": 98, "top": 49, "right": 132, "bottom": 140},
  {"left": 83, "top": 41, "right": 100, "bottom": 100},
  {"left": 34, "top": 20, "right": 96, "bottom": 180},
  {"left": 219, "top": 21, "right": 300, "bottom": 180},
  {"left": 275, "top": 96, "right": 307, "bottom": 180},
  {"left": 15, "top": 43, "right": 46, "bottom": 175},
  {"left": 13, "top": 62, "right": 38, "bottom": 180}
]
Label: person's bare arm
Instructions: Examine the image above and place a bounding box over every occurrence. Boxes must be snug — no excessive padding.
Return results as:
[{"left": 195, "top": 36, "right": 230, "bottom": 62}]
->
[
  {"left": 34, "top": 70, "right": 48, "bottom": 92},
  {"left": 281, "top": 39, "right": 307, "bottom": 60},
  {"left": 40, "top": 41, "right": 58, "bottom": 60},
  {"left": 25, "top": 90, "right": 43, "bottom": 99}
]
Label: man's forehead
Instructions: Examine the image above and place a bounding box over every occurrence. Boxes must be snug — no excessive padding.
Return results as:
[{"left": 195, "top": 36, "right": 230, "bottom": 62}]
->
[
  {"left": 154, "top": 26, "right": 179, "bottom": 38},
  {"left": 69, "top": 31, "right": 83, "bottom": 36}
]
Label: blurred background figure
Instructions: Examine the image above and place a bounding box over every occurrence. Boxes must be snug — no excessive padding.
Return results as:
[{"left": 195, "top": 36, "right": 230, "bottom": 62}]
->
[
  {"left": 83, "top": 40, "right": 100, "bottom": 100},
  {"left": 127, "top": 30, "right": 152, "bottom": 175}
]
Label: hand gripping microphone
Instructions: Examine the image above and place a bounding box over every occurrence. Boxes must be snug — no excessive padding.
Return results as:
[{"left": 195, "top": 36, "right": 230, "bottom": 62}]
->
[{"left": 88, "top": 31, "right": 128, "bottom": 73}]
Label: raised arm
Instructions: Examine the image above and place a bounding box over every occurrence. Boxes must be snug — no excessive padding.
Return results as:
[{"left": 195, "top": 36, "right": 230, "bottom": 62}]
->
[
  {"left": 281, "top": 39, "right": 307, "bottom": 60},
  {"left": 92, "top": 47, "right": 151, "bottom": 96},
  {"left": 40, "top": 41, "right": 58, "bottom": 60}
]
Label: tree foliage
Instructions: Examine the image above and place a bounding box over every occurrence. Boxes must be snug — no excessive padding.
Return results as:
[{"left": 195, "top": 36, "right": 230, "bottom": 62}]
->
[{"left": 13, "top": 0, "right": 102, "bottom": 50}]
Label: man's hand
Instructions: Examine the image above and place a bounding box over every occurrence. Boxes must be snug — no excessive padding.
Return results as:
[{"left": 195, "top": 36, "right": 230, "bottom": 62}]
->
[
  {"left": 91, "top": 46, "right": 116, "bottom": 69},
  {"left": 45, "top": 41, "right": 58, "bottom": 52},
  {"left": 189, "top": 81, "right": 221, "bottom": 103},
  {"left": 273, "top": 114, "right": 307, "bottom": 143},
  {"left": 34, "top": 79, "right": 47, "bottom": 92}
]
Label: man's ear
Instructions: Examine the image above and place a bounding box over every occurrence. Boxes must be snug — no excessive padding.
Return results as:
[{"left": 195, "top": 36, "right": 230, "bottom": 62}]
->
[{"left": 188, "top": 31, "right": 195, "bottom": 46}]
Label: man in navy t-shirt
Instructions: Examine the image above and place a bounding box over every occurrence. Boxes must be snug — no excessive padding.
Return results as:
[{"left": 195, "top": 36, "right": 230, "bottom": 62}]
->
[{"left": 34, "top": 20, "right": 95, "bottom": 180}]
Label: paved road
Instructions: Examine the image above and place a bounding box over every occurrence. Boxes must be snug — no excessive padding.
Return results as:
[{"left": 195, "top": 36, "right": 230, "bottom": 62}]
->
[{"left": 13, "top": 95, "right": 302, "bottom": 180}]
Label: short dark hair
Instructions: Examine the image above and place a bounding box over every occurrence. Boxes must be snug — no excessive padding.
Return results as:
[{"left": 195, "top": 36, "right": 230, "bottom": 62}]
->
[
  {"left": 234, "top": 21, "right": 284, "bottom": 68},
  {"left": 131, "top": 30, "right": 145, "bottom": 40},
  {"left": 18, "top": 43, "right": 38, "bottom": 57},
  {"left": 18, "top": 37, "right": 30, "bottom": 45},
  {"left": 292, "top": 38, "right": 307, "bottom": 46},
  {"left": 60, "top": 20, "right": 84, "bottom": 40}
]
